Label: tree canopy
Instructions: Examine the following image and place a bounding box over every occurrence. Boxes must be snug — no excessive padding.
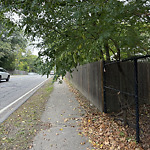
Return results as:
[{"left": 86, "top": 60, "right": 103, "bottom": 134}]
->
[
  {"left": 0, "top": 0, "right": 150, "bottom": 76},
  {"left": 0, "top": 22, "right": 38, "bottom": 71}
]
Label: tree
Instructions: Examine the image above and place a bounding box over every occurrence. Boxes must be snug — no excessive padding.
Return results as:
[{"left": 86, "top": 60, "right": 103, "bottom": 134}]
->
[
  {"left": 0, "top": 0, "right": 149, "bottom": 76},
  {"left": 0, "top": 23, "right": 15, "bottom": 70},
  {"left": 0, "top": 23, "right": 27, "bottom": 70},
  {"left": 17, "top": 50, "right": 38, "bottom": 72},
  {"left": 0, "top": 21, "right": 38, "bottom": 71}
]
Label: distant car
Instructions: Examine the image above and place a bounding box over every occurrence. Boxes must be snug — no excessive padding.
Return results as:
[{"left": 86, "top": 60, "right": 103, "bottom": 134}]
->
[
  {"left": 0, "top": 67, "right": 10, "bottom": 82},
  {"left": 50, "top": 70, "right": 54, "bottom": 75},
  {"left": 28, "top": 72, "right": 38, "bottom": 75}
]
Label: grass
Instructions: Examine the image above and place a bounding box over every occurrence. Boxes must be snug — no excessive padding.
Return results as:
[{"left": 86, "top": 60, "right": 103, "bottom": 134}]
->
[{"left": 0, "top": 79, "right": 53, "bottom": 150}]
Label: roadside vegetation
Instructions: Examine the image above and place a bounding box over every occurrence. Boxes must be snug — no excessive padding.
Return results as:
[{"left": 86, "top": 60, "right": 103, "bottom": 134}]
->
[
  {"left": 0, "top": 22, "right": 38, "bottom": 72},
  {"left": 0, "top": 79, "right": 53, "bottom": 150}
]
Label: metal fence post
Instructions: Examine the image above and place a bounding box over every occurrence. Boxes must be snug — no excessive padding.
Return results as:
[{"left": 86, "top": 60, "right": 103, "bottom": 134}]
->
[
  {"left": 103, "top": 61, "right": 107, "bottom": 113},
  {"left": 134, "top": 59, "right": 140, "bottom": 143}
]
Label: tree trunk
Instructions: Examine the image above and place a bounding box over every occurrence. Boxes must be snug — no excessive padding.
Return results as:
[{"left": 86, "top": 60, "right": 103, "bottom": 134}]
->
[
  {"left": 110, "top": 38, "right": 121, "bottom": 60},
  {"left": 104, "top": 41, "right": 110, "bottom": 61}
]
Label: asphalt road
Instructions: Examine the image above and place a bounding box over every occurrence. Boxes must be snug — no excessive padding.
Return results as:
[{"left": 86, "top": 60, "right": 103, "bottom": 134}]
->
[{"left": 0, "top": 74, "right": 49, "bottom": 123}]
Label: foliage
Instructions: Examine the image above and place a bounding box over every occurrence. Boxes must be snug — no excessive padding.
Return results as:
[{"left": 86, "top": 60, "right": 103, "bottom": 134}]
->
[
  {"left": 15, "top": 48, "right": 38, "bottom": 72},
  {"left": 0, "top": 22, "right": 27, "bottom": 70},
  {"left": 0, "top": 0, "right": 150, "bottom": 76},
  {"left": 0, "top": 22, "right": 38, "bottom": 71}
]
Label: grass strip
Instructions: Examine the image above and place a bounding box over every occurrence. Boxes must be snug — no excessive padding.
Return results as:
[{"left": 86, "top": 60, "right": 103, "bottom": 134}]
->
[{"left": 0, "top": 79, "right": 53, "bottom": 150}]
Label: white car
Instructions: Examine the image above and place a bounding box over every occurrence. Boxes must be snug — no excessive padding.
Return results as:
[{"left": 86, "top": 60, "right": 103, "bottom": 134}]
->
[
  {"left": 28, "top": 72, "right": 38, "bottom": 75},
  {"left": 50, "top": 70, "right": 54, "bottom": 75},
  {"left": 0, "top": 67, "right": 10, "bottom": 82}
]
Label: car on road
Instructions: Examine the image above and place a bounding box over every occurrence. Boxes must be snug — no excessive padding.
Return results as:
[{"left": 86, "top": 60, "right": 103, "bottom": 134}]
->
[
  {"left": 28, "top": 72, "right": 38, "bottom": 75},
  {"left": 0, "top": 67, "right": 10, "bottom": 82},
  {"left": 50, "top": 70, "right": 54, "bottom": 75}
]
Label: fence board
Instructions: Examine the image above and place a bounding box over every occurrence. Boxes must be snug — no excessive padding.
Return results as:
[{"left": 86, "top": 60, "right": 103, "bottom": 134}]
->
[{"left": 66, "top": 61, "right": 103, "bottom": 112}]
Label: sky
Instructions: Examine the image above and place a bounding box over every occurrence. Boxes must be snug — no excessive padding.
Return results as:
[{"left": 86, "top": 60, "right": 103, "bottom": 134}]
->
[
  {"left": 33, "top": 49, "right": 39, "bottom": 56},
  {"left": 30, "top": 38, "right": 43, "bottom": 56},
  {"left": 7, "top": 12, "right": 41, "bottom": 56},
  {"left": 26, "top": 43, "right": 40, "bottom": 56}
]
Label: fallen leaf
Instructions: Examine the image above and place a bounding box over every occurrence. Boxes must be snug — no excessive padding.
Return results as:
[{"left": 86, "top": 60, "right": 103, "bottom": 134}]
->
[
  {"left": 80, "top": 142, "right": 85, "bottom": 145},
  {"left": 64, "top": 118, "right": 68, "bottom": 122},
  {"left": 104, "top": 141, "right": 109, "bottom": 145}
]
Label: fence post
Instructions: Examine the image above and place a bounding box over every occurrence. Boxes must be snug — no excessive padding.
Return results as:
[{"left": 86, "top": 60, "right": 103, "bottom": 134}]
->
[
  {"left": 103, "top": 61, "right": 107, "bottom": 113},
  {"left": 134, "top": 59, "right": 140, "bottom": 143}
]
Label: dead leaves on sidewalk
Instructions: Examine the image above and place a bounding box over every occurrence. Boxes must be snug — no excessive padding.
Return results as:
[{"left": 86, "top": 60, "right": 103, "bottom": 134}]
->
[
  {"left": 67, "top": 82, "right": 144, "bottom": 150},
  {"left": 80, "top": 113, "right": 143, "bottom": 150}
]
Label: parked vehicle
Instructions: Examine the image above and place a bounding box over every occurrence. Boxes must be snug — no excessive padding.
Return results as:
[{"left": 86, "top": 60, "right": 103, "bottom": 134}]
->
[{"left": 0, "top": 67, "right": 10, "bottom": 81}]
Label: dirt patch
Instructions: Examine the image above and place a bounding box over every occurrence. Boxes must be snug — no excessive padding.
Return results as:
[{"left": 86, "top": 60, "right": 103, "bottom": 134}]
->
[{"left": 0, "top": 79, "right": 53, "bottom": 150}]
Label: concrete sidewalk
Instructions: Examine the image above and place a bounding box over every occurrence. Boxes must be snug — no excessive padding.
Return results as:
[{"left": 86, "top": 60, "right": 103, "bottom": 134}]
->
[{"left": 30, "top": 80, "right": 93, "bottom": 150}]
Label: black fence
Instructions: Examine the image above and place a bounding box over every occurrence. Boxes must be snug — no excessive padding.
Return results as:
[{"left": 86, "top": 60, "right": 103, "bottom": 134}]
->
[
  {"left": 66, "top": 55, "right": 150, "bottom": 145},
  {"left": 103, "top": 55, "right": 150, "bottom": 143}
]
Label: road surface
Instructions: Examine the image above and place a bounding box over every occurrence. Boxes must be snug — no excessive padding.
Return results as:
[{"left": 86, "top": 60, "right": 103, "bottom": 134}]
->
[{"left": 0, "top": 74, "right": 49, "bottom": 123}]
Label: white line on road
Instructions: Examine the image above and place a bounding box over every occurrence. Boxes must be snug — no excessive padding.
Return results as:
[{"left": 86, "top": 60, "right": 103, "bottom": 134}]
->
[{"left": 0, "top": 78, "right": 48, "bottom": 114}]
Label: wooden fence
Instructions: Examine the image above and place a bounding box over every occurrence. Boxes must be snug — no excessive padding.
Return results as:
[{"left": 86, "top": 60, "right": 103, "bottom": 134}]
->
[{"left": 66, "top": 61, "right": 103, "bottom": 111}]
